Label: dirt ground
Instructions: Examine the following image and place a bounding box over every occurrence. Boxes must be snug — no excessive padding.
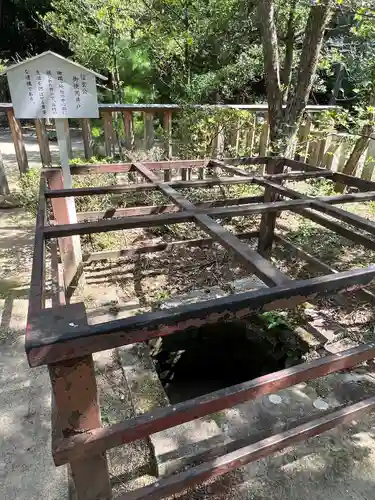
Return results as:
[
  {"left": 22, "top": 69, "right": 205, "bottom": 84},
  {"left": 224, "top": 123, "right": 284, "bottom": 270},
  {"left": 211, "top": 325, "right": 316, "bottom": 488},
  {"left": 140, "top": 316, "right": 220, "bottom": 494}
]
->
[{"left": 2, "top": 127, "right": 375, "bottom": 499}]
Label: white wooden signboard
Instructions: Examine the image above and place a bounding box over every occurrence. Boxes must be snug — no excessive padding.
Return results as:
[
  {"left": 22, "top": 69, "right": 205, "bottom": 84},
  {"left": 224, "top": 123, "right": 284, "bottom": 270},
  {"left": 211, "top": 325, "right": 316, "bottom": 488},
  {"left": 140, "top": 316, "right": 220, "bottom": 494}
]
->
[
  {"left": 4, "top": 52, "right": 107, "bottom": 277},
  {"left": 6, "top": 51, "right": 106, "bottom": 119}
]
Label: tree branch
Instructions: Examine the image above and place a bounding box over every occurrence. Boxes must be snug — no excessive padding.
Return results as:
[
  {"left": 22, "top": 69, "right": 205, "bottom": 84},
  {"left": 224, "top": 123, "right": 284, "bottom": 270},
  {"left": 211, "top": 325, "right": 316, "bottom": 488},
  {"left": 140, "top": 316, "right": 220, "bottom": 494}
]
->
[
  {"left": 286, "top": 0, "right": 334, "bottom": 125},
  {"left": 281, "top": 0, "right": 297, "bottom": 103}
]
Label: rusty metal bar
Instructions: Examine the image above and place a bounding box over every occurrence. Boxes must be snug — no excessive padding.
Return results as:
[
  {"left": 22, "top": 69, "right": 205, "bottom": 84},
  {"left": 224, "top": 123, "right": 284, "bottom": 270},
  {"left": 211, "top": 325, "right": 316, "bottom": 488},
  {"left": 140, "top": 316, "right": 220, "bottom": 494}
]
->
[
  {"left": 50, "top": 354, "right": 111, "bottom": 499},
  {"left": 274, "top": 233, "right": 375, "bottom": 304},
  {"left": 258, "top": 178, "right": 375, "bottom": 237},
  {"left": 284, "top": 158, "right": 375, "bottom": 191},
  {"left": 115, "top": 396, "right": 375, "bottom": 500},
  {"left": 64, "top": 160, "right": 207, "bottom": 176},
  {"left": 27, "top": 173, "right": 46, "bottom": 322},
  {"left": 52, "top": 342, "right": 375, "bottom": 466},
  {"left": 76, "top": 195, "right": 264, "bottom": 222},
  {"left": 26, "top": 265, "right": 375, "bottom": 367},
  {"left": 44, "top": 198, "right": 311, "bottom": 239},
  {"left": 84, "top": 231, "right": 259, "bottom": 262},
  {"left": 132, "top": 161, "right": 289, "bottom": 286},
  {"left": 45, "top": 176, "right": 256, "bottom": 198}
]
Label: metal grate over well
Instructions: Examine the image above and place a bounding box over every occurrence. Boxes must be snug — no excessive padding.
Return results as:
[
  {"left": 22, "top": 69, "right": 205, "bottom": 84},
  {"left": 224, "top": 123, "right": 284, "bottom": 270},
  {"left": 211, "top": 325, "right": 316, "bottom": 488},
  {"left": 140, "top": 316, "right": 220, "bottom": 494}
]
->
[{"left": 26, "top": 156, "right": 375, "bottom": 499}]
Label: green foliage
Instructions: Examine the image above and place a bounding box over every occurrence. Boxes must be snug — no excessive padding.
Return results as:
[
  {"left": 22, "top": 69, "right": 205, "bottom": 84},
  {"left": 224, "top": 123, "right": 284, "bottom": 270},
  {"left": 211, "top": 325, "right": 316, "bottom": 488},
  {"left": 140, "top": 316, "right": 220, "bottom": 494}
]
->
[
  {"left": 174, "top": 107, "right": 258, "bottom": 158},
  {"left": 305, "top": 178, "right": 337, "bottom": 197},
  {"left": 261, "top": 311, "right": 289, "bottom": 330},
  {"left": 17, "top": 169, "right": 41, "bottom": 214}
]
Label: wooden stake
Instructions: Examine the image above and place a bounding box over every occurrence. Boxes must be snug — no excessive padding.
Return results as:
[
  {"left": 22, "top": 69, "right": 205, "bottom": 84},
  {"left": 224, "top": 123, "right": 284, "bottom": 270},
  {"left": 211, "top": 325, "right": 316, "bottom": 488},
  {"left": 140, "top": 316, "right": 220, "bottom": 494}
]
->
[
  {"left": 7, "top": 108, "right": 28, "bottom": 173},
  {"left": 81, "top": 119, "right": 93, "bottom": 159},
  {"left": 0, "top": 151, "right": 10, "bottom": 196},
  {"left": 144, "top": 111, "right": 154, "bottom": 151},
  {"left": 123, "top": 111, "right": 135, "bottom": 151},
  {"left": 55, "top": 118, "right": 82, "bottom": 279},
  {"left": 35, "top": 119, "right": 52, "bottom": 167},
  {"left": 259, "top": 113, "right": 269, "bottom": 156},
  {"left": 103, "top": 111, "right": 114, "bottom": 157},
  {"left": 163, "top": 110, "right": 172, "bottom": 159}
]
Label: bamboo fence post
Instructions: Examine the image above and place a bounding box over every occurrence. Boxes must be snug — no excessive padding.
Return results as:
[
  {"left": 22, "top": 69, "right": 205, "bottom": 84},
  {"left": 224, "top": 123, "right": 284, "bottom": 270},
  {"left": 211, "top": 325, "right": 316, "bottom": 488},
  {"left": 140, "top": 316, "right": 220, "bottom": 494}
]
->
[{"left": 163, "top": 110, "right": 172, "bottom": 181}]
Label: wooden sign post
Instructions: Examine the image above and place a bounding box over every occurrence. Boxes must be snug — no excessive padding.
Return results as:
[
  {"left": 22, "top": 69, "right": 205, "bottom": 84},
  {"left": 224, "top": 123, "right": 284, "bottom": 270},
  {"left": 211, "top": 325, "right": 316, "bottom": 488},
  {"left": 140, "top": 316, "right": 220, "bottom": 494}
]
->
[{"left": 4, "top": 51, "right": 107, "bottom": 290}]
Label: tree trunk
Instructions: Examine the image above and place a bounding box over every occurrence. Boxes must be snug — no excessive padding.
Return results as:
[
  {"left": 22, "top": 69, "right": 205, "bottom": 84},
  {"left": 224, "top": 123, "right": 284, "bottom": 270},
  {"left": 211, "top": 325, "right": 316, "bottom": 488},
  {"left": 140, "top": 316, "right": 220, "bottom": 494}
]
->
[
  {"left": 281, "top": 0, "right": 297, "bottom": 103},
  {"left": 258, "top": 0, "right": 283, "bottom": 153},
  {"left": 286, "top": 1, "right": 334, "bottom": 125},
  {"left": 259, "top": 0, "right": 334, "bottom": 156},
  {"left": 329, "top": 62, "right": 344, "bottom": 105}
]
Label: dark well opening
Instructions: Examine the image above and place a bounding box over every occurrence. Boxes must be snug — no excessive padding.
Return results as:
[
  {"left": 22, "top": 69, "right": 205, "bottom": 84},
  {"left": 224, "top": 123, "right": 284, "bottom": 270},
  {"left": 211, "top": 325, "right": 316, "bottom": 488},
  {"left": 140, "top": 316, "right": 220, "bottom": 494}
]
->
[{"left": 149, "top": 319, "right": 311, "bottom": 404}]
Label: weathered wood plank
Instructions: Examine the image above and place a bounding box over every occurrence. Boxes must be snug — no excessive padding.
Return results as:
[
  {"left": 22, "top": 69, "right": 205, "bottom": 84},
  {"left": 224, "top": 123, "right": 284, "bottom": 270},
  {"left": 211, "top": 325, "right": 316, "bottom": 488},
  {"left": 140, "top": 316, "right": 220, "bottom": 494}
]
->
[
  {"left": 163, "top": 110, "right": 172, "bottom": 159},
  {"left": 7, "top": 108, "right": 28, "bottom": 172},
  {"left": 144, "top": 111, "right": 154, "bottom": 151},
  {"left": 80, "top": 119, "right": 93, "bottom": 159},
  {"left": 46, "top": 169, "right": 83, "bottom": 295},
  {"left": 122, "top": 110, "right": 135, "bottom": 152},
  {"left": 103, "top": 111, "right": 115, "bottom": 157},
  {"left": 35, "top": 119, "right": 52, "bottom": 167}
]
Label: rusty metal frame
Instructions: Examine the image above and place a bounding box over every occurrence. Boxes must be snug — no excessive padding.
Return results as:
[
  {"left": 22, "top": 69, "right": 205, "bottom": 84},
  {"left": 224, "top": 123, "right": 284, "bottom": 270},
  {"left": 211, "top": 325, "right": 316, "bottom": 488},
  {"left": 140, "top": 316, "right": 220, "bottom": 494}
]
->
[{"left": 26, "top": 156, "right": 375, "bottom": 500}]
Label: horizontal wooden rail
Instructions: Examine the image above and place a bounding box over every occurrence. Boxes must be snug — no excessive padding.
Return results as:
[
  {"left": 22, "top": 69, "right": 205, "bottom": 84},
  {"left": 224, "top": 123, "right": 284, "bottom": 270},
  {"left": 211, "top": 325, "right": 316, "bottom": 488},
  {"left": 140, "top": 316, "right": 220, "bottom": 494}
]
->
[
  {"left": 115, "top": 396, "right": 375, "bottom": 500},
  {"left": 52, "top": 342, "right": 375, "bottom": 466},
  {"left": 96, "top": 103, "right": 338, "bottom": 113}
]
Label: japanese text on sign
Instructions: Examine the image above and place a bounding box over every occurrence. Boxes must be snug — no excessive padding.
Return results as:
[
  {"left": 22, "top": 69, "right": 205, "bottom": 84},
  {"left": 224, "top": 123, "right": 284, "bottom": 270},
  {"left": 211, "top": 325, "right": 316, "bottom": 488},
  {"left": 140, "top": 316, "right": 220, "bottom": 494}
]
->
[{"left": 9, "top": 60, "right": 99, "bottom": 119}]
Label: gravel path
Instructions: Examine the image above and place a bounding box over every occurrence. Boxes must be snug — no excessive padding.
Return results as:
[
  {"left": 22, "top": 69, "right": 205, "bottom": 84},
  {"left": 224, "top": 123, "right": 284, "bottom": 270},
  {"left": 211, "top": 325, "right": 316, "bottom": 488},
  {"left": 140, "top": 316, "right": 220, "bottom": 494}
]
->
[{"left": 0, "top": 128, "right": 68, "bottom": 499}]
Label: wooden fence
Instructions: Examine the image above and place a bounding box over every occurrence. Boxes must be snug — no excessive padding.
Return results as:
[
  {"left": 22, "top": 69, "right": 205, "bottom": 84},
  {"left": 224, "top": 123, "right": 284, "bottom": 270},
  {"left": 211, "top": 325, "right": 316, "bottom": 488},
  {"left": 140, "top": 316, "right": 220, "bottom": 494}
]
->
[
  {"left": 2, "top": 101, "right": 375, "bottom": 183},
  {"left": 0, "top": 102, "right": 340, "bottom": 170}
]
